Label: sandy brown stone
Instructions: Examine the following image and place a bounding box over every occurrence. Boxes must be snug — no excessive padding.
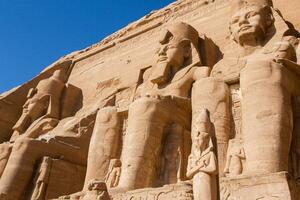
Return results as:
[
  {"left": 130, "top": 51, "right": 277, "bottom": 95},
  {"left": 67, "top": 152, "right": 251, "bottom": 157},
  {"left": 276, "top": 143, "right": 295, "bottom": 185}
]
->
[{"left": 0, "top": 0, "right": 300, "bottom": 199}]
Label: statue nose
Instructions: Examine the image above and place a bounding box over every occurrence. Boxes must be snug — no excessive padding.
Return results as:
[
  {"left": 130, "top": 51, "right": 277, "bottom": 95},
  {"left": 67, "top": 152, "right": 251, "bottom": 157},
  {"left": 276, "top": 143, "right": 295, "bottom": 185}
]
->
[
  {"left": 158, "top": 45, "right": 168, "bottom": 56},
  {"left": 239, "top": 16, "right": 248, "bottom": 26}
]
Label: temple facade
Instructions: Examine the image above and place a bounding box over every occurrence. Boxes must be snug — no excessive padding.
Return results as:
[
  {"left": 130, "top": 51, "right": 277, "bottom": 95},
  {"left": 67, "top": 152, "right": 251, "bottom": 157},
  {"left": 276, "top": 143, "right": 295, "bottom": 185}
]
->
[{"left": 1, "top": 0, "right": 300, "bottom": 199}]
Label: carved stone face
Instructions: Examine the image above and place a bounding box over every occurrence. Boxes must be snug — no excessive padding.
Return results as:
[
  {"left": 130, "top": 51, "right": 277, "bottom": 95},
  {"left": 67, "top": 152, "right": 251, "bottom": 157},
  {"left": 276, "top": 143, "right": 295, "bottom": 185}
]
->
[
  {"left": 157, "top": 39, "right": 192, "bottom": 68},
  {"left": 195, "top": 132, "right": 210, "bottom": 151},
  {"left": 150, "top": 38, "right": 192, "bottom": 85},
  {"left": 149, "top": 22, "right": 197, "bottom": 85},
  {"left": 229, "top": 5, "right": 272, "bottom": 46}
]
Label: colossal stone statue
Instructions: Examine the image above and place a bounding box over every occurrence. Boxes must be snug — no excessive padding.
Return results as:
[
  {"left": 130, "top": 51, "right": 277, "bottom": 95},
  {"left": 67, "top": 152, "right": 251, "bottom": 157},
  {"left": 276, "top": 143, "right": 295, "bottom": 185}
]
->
[
  {"left": 0, "top": 68, "right": 68, "bottom": 179},
  {"left": 1, "top": 0, "right": 300, "bottom": 199},
  {"left": 10, "top": 69, "right": 67, "bottom": 141},
  {"left": 118, "top": 22, "right": 213, "bottom": 191},
  {"left": 196, "top": 0, "right": 300, "bottom": 177},
  {"left": 0, "top": 106, "right": 97, "bottom": 199},
  {"left": 79, "top": 22, "right": 215, "bottom": 197},
  {"left": 230, "top": 0, "right": 300, "bottom": 175}
]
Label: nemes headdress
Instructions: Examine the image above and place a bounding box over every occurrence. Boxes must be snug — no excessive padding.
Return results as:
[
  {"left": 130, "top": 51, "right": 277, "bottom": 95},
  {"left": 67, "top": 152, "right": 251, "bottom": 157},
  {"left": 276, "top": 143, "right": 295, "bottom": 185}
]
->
[
  {"left": 230, "top": 0, "right": 273, "bottom": 14},
  {"left": 160, "top": 22, "right": 199, "bottom": 52}
]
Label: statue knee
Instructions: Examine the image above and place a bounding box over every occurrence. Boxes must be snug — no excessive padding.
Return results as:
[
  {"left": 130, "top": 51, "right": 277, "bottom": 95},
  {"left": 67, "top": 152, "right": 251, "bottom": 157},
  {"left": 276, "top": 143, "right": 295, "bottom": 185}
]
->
[
  {"left": 129, "top": 97, "right": 160, "bottom": 117},
  {"left": 0, "top": 143, "right": 12, "bottom": 157},
  {"left": 13, "top": 138, "right": 35, "bottom": 153},
  {"left": 96, "top": 106, "right": 119, "bottom": 126}
]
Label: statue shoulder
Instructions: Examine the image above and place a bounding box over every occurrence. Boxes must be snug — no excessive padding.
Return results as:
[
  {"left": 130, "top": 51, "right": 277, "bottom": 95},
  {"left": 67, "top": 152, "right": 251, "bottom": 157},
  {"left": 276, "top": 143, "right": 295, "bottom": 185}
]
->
[
  {"left": 211, "top": 57, "right": 246, "bottom": 83},
  {"left": 192, "top": 66, "right": 210, "bottom": 81}
]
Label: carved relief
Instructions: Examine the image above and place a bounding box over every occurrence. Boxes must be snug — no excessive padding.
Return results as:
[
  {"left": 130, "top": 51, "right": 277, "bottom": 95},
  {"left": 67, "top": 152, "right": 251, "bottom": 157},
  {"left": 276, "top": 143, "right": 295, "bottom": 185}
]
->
[
  {"left": 106, "top": 159, "right": 122, "bottom": 188},
  {"left": 224, "top": 139, "right": 245, "bottom": 177},
  {"left": 229, "top": 84, "right": 242, "bottom": 139}
]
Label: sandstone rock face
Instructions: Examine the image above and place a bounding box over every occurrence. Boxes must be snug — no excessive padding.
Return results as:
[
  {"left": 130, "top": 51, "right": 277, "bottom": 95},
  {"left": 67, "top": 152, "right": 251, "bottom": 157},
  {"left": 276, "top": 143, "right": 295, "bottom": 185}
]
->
[{"left": 1, "top": 0, "right": 300, "bottom": 199}]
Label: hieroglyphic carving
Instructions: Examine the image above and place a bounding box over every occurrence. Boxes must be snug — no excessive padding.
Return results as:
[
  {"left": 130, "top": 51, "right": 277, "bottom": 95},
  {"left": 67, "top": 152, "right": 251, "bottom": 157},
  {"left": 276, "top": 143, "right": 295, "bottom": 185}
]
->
[
  {"left": 229, "top": 84, "right": 242, "bottom": 139},
  {"left": 111, "top": 182, "right": 193, "bottom": 200}
]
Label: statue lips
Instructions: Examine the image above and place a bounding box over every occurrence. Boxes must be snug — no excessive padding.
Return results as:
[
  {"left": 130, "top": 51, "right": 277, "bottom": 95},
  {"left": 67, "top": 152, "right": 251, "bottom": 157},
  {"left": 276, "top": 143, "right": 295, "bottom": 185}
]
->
[
  {"left": 238, "top": 25, "right": 252, "bottom": 33},
  {"left": 157, "top": 56, "right": 168, "bottom": 63}
]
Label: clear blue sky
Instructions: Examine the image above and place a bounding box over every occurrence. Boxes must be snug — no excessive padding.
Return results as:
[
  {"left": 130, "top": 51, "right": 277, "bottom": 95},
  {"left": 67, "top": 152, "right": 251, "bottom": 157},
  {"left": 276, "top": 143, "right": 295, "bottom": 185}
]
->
[{"left": 0, "top": 0, "right": 174, "bottom": 94}]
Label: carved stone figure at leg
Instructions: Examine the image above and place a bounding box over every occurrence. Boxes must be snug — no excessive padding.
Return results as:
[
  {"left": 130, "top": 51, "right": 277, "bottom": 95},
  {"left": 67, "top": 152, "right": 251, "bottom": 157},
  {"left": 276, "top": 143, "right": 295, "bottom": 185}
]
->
[
  {"left": 223, "top": 139, "right": 245, "bottom": 177},
  {"left": 192, "top": 78, "right": 230, "bottom": 176},
  {"left": 0, "top": 112, "right": 96, "bottom": 199},
  {"left": 186, "top": 109, "right": 217, "bottom": 200}
]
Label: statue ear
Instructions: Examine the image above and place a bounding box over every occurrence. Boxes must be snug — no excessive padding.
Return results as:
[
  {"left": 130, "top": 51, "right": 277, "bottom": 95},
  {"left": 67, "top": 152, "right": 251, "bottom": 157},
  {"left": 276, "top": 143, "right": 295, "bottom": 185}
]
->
[
  {"left": 262, "top": 6, "right": 274, "bottom": 27},
  {"left": 182, "top": 40, "right": 192, "bottom": 59},
  {"left": 228, "top": 25, "right": 238, "bottom": 43}
]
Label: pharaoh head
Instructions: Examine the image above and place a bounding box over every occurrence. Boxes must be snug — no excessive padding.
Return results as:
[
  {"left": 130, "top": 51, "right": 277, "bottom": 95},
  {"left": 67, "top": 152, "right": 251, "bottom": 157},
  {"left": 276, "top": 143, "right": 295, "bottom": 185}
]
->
[
  {"left": 195, "top": 132, "right": 211, "bottom": 151},
  {"left": 229, "top": 0, "right": 274, "bottom": 46},
  {"left": 52, "top": 68, "right": 67, "bottom": 82},
  {"left": 150, "top": 22, "right": 199, "bottom": 85}
]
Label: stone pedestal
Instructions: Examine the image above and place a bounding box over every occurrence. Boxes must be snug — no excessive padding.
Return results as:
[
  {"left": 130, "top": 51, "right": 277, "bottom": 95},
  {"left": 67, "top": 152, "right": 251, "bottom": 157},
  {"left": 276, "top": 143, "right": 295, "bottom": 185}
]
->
[
  {"left": 220, "top": 172, "right": 300, "bottom": 200},
  {"left": 111, "top": 181, "right": 193, "bottom": 200}
]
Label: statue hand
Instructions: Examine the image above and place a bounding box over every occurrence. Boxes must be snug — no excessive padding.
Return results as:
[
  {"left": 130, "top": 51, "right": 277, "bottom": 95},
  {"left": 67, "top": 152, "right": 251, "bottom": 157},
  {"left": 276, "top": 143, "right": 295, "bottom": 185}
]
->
[
  {"left": 38, "top": 135, "right": 55, "bottom": 143},
  {"left": 273, "top": 58, "right": 285, "bottom": 64}
]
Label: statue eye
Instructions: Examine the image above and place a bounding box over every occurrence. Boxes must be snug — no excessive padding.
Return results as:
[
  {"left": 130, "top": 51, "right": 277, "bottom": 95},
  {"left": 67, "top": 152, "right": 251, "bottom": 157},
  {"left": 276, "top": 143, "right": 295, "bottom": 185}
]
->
[
  {"left": 231, "top": 17, "right": 239, "bottom": 24},
  {"left": 246, "top": 12, "right": 258, "bottom": 18}
]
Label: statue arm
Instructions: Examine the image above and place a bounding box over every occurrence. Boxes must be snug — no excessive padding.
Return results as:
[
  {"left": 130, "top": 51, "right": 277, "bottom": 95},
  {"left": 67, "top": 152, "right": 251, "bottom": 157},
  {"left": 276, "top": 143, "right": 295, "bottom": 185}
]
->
[
  {"left": 186, "top": 156, "right": 205, "bottom": 179},
  {"left": 186, "top": 165, "right": 200, "bottom": 179},
  {"left": 186, "top": 156, "right": 197, "bottom": 179},
  {"left": 199, "top": 152, "right": 217, "bottom": 175},
  {"left": 275, "top": 58, "right": 300, "bottom": 76},
  {"left": 238, "top": 147, "right": 246, "bottom": 159}
]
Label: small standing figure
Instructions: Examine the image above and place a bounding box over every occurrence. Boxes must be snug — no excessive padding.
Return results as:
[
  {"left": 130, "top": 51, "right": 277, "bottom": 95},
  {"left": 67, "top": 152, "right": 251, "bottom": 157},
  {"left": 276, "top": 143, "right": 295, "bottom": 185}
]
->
[
  {"left": 186, "top": 131, "right": 217, "bottom": 200},
  {"left": 105, "top": 159, "right": 122, "bottom": 188},
  {"left": 224, "top": 139, "right": 245, "bottom": 177}
]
